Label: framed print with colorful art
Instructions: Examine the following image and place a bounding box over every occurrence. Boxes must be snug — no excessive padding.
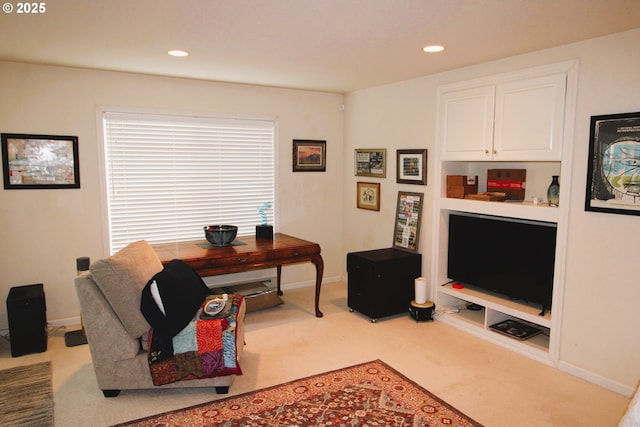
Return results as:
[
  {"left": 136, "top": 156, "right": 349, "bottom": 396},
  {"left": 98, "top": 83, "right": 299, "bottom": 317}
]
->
[
  {"left": 293, "top": 139, "right": 326, "bottom": 172},
  {"left": 392, "top": 191, "right": 423, "bottom": 252},
  {"left": 585, "top": 112, "right": 640, "bottom": 216},
  {"left": 1, "top": 133, "right": 80, "bottom": 189},
  {"left": 396, "top": 149, "right": 427, "bottom": 185}
]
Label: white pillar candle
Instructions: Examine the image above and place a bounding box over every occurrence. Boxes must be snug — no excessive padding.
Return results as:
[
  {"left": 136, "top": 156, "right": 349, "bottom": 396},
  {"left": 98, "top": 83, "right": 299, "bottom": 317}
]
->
[{"left": 414, "top": 277, "right": 428, "bottom": 304}]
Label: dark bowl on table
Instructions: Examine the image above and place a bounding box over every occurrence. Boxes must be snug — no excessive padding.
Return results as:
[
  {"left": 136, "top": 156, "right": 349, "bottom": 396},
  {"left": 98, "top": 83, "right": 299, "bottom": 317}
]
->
[{"left": 204, "top": 225, "right": 238, "bottom": 246}]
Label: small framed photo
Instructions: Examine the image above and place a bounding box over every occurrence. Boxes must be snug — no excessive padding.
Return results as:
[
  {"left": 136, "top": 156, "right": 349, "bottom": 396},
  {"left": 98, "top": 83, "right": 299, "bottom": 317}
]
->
[
  {"left": 585, "top": 112, "right": 640, "bottom": 216},
  {"left": 293, "top": 139, "right": 326, "bottom": 172},
  {"left": 396, "top": 149, "right": 427, "bottom": 185},
  {"left": 356, "top": 182, "right": 380, "bottom": 211},
  {"left": 393, "top": 191, "right": 423, "bottom": 252},
  {"left": 1, "top": 133, "right": 80, "bottom": 189},
  {"left": 355, "top": 148, "right": 386, "bottom": 178}
]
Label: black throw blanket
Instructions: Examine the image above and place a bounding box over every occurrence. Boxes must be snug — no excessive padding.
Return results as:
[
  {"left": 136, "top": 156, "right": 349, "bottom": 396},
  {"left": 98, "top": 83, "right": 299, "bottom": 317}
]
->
[{"left": 140, "top": 259, "right": 209, "bottom": 358}]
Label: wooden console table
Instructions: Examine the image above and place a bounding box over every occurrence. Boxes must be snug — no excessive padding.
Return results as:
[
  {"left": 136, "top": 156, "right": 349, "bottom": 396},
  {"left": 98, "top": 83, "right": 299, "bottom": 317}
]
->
[{"left": 152, "top": 233, "right": 324, "bottom": 317}]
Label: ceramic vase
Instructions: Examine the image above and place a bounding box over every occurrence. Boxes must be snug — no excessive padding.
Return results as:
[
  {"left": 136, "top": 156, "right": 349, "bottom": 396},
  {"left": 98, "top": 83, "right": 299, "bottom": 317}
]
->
[{"left": 547, "top": 175, "right": 560, "bottom": 206}]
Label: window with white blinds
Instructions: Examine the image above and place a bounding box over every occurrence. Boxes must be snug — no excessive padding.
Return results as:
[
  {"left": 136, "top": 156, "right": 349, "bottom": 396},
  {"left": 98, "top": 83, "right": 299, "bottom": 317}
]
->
[{"left": 102, "top": 111, "right": 275, "bottom": 253}]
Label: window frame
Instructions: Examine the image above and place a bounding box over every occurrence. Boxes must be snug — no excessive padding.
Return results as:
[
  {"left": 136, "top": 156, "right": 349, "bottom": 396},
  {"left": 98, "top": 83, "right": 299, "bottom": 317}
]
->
[{"left": 97, "top": 107, "right": 278, "bottom": 254}]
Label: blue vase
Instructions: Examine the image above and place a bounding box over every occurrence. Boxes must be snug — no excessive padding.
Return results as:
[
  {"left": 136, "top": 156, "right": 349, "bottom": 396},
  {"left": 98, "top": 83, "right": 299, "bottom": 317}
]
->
[{"left": 547, "top": 176, "right": 560, "bottom": 207}]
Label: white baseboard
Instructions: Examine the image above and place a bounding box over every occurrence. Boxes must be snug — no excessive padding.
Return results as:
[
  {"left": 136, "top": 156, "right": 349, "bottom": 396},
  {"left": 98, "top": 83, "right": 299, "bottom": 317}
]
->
[
  {"left": 48, "top": 317, "right": 81, "bottom": 328},
  {"left": 558, "top": 360, "right": 636, "bottom": 397},
  {"left": 281, "top": 275, "right": 341, "bottom": 290}
]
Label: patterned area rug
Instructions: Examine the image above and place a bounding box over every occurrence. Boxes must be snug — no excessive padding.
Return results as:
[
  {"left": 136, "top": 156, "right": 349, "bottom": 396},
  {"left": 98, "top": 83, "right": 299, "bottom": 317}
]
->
[
  {"left": 115, "top": 359, "right": 483, "bottom": 427},
  {"left": 0, "top": 361, "right": 54, "bottom": 426}
]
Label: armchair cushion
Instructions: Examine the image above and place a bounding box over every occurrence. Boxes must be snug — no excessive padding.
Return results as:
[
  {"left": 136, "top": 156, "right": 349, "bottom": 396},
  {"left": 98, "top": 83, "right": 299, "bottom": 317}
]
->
[{"left": 90, "top": 240, "right": 163, "bottom": 339}]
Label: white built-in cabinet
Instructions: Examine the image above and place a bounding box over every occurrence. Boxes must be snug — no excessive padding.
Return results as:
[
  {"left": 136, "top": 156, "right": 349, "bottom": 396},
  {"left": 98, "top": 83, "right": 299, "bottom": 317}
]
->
[
  {"left": 439, "top": 85, "right": 495, "bottom": 160},
  {"left": 440, "top": 71, "right": 567, "bottom": 161},
  {"left": 431, "top": 61, "right": 578, "bottom": 365}
]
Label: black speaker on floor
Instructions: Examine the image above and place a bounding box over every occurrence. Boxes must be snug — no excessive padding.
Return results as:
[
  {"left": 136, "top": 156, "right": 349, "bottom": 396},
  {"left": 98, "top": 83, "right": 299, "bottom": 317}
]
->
[{"left": 6, "top": 283, "right": 47, "bottom": 357}]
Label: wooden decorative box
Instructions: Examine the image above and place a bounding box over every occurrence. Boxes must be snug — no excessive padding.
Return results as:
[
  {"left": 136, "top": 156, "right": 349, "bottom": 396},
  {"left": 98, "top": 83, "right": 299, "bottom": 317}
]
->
[
  {"left": 446, "top": 175, "right": 478, "bottom": 199},
  {"left": 487, "top": 169, "right": 526, "bottom": 200}
]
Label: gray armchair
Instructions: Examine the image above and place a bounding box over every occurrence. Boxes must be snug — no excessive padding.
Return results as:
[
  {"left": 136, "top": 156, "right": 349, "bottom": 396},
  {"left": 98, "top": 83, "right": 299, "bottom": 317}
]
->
[{"left": 74, "top": 240, "right": 245, "bottom": 397}]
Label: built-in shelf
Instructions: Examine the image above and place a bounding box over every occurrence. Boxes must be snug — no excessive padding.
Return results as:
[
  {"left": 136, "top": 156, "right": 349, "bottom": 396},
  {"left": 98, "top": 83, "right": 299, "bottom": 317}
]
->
[
  {"left": 436, "top": 311, "right": 551, "bottom": 360},
  {"left": 440, "top": 283, "right": 551, "bottom": 328},
  {"left": 439, "top": 197, "right": 559, "bottom": 223},
  {"left": 436, "top": 284, "right": 552, "bottom": 361}
]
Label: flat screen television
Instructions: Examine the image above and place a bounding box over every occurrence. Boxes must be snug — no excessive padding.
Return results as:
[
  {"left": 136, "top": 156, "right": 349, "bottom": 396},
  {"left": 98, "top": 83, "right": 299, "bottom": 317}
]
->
[{"left": 447, "top": 212, "right": 557, "bottom": 314}]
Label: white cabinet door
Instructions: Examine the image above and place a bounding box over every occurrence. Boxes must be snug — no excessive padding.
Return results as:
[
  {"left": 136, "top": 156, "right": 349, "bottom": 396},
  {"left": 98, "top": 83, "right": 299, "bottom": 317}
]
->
[
  {"left": 494, "top": 73, "right": 567, "bottom": 161},
  {"left": 440, "top": 85, "right": 495, "bottom": 160}
]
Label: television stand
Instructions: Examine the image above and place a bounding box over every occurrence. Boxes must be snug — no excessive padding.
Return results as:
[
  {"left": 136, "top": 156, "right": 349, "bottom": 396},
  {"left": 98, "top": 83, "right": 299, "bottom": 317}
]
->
[{"left": 437, "top": 282, "right": 552, "bottom": 363}]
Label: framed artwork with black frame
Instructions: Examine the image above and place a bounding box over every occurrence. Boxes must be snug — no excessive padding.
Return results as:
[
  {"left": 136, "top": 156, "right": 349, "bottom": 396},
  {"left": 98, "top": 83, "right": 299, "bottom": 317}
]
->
[
  {"left": 1, "top": 133, "right": 80, "bottom": 189},
  {"left": 396, "top": 149, "right": 427, "bottom": 185},
  {"left": 392, "top": 191, "right": 423, "bottom": 252},
  {"left": 356, "top": 181, "right": 380, "bottom": 211},
  {"left": 355, "top": 148, "right": 386, "bottom": 178},
  {"left": 293, "top": 139, "right": 326, "bottom": 172},
  {"left": 585, "top": 111, "right": 640, "bottom": 216}
]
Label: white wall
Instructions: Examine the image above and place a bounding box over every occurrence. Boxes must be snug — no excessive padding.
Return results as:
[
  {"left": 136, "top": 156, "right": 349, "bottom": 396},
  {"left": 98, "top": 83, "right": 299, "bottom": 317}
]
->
[
  {"left": 343, "top": 29, "right": 640, "bottom": 394},
  {"left": 342, "top": 79, "right": 437, "bottom": 256},
  {"left": 0, "top": 62, "right": 344, "bottom": 328}
]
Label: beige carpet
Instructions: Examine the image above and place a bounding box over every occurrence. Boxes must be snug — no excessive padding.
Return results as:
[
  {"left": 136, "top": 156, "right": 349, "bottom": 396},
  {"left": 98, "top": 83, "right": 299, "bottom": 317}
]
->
[
  {"left": 0, "top": 361, "right": 53, "bottom": 426},
  {"left": 0, "top": 282, "right": 632, "bottom": 426}
]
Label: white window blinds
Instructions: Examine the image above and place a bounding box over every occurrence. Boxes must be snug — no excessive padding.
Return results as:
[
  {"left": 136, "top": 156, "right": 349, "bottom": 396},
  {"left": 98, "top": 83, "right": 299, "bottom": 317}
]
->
[{"left": 102, "top": 112, "right": 275, "bottom": 253}]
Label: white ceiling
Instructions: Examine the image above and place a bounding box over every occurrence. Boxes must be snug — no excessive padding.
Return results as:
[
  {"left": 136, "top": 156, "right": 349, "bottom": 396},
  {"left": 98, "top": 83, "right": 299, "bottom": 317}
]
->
[{"left": 1, "top": 0, "right": 639, "bottom": 93}]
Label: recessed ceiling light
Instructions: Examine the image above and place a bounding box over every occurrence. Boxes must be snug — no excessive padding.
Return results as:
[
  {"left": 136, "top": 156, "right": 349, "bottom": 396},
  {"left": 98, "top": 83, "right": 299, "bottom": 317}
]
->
[
  {"left": 168, "top": 50, "right": 189, "bottom": 57},
  {"left": 423, "top": 45, "right": 445, "bottom": 53}
]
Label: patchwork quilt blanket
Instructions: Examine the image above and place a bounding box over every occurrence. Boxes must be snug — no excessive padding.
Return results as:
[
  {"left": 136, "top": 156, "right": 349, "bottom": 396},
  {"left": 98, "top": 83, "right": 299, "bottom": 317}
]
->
[{"left": 147, "top": 294, "right": 243, "bottom": 386}]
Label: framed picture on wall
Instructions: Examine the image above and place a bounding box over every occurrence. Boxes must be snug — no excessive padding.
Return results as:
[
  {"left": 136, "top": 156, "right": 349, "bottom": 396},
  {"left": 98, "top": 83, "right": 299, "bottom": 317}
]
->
[
  {"left": 356, "top": 181, "right": 380, "bottom": 211},
  {"left": 293, "top": 139, "right": 326, "bottom": 172},
  {"left": 1, "top": 133, "right": 80, "bottom": 189},
  {"left": 355, "top": 148, "right": 386, "bottom": 177},
  {"left": 585, "top": 111, "right": 640, "bottom": 216},
  {"left": 392, "top": 191, "right": 423, "bottom": 252},
  {"left": 396, "top": 149, "right": 427, "bottom": 185}
]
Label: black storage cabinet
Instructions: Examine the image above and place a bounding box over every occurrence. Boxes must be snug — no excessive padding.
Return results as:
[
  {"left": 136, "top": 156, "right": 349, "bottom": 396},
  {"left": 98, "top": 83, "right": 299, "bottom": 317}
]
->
[
  {"left": 6, "top": 283, "right": 47, "bottom": 357},
  {"left": 347, "top": 248, "right": 421, "bottom": 322}
]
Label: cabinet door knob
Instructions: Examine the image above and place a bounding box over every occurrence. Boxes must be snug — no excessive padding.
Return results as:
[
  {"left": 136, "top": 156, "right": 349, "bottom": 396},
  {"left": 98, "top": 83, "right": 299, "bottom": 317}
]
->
[
  {"left": 493, "top": 149, "right": 497, "bottom": 155},
  {"left": 484, "top": 149, "right": 489, "bottom": 154}
]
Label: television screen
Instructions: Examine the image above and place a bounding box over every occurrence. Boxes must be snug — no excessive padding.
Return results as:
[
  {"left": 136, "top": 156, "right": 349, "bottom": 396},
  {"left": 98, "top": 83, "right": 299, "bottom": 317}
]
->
[{"left": 447, "top": 213, "right": 557, "bottom": 313}]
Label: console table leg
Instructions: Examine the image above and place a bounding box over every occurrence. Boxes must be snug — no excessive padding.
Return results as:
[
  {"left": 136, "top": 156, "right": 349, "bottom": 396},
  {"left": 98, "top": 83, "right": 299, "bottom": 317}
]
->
[
  {"left": 311, "top": 254, "right": 324, "bottom": 317},
  {"left": 276, "top": 265, "right": 283, "bottom": 296}
]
